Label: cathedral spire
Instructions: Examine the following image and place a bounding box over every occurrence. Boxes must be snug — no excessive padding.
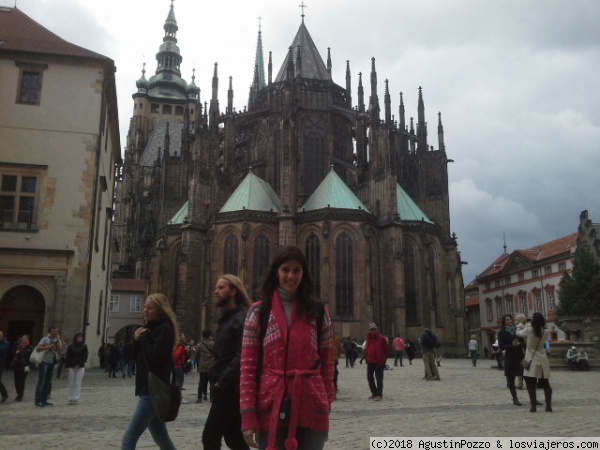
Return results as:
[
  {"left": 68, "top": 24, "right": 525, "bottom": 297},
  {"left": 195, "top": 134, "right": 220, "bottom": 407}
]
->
[
  {"left": 357, "top": 71, "right": 364, "bottom": 113},
  {"left": 417, "top": 86, "right": 428, "bottom": 150},
  {"left": 228, "top": 76, "right": 233, "bottom": 115},
  {"left": 209, "top": 63, "right": 220, "bottom": 131},
  {"left": 156, "top": 0, "right": 182, "bottom": 77},
  {"left": 399, "top": 92, "right": 405, "bottom": 130},
  {"left": 384, "top": 79, "right": 391, "bottom": 125},
  {"left": 327, "top": 47, "right": 332, "bottom": 80},
  {"left": 438, "top": 111, "right": 445, "bottom": 151},
  {"left": 345, "top": 60, "right": 352, "bottom": 109},
  {"left": 369, "top": 57, "right": 380, "bottom": 121},
  {"left": 252, "top": 18, "right": 266, "bottom": 90}
]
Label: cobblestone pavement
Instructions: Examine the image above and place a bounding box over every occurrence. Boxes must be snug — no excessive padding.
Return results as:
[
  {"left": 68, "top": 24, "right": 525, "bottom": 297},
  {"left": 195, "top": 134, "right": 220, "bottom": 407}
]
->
[{"left": 0, "top": 358, "right": 598, "bottom": 449}]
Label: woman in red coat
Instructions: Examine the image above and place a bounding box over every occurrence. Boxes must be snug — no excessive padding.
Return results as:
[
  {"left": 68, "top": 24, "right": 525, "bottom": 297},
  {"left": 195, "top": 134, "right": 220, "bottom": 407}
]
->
[{"left": 241, "top": 246, "right": 334, "bottom": 450}]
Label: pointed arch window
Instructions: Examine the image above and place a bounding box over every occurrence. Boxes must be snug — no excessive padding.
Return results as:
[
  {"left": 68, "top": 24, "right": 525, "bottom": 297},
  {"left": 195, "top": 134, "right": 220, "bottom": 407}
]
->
[
  {"left": 405, "top": 244, "right": 418, "bottom": 325},
  {"left": 427, "top": 246, "right": 440, "bottom": 325},
  {"left": 223, "top": 233, "right": 239, "bottom": 275},
  {"left": 305, "top": 233, "right": 321, "bottom": 297},
  {"left": 335, "top": 232, "right": 353, "bottom": 319},
  {"left": 252, "top": 234, "right": 270, "bottom": 296}
]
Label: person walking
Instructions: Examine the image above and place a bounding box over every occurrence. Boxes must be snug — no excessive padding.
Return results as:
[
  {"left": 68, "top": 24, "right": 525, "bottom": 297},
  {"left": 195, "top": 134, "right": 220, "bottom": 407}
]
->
[
  {"left": 34, "top": 326, "right": 63, "bottom": 407},
  {"left": 202, "top": 275, "right": 251, "bottom": 450},
  {"left": 109, "top": 343, "right": 120, "bottom": 378},
  {"left": 497, "top": 314, "right": 525, "bottom": 406},
  {"left": 172, "top": 333, "right": 189, "bottom": 404},
  {"left": 121, "top": 293, "right": 179, "bottom": 450},
  {"left": 393, "top": 335, "right": 405, "bottom": 367},
  {"left": 420, "top": 325, "right": 441, "bottom": 381},
  {"left": 468, "top": 335, "right": 479, "bottom": 367},
  {"left": 240, "top": 246, "right": 334, "bottom": 450},
  {"left": 364, "top": 323, "right": 388, "bottom": 401},
  {"left": 0, "top": 331, "right": 9, "bottom": 403},
  {"left": 196, "top": 329, "right": 215, "bottom": 403},
  {"left": 517, "top": 312, "right": 553, "bottom": 413},
  {"left": 343, "top": 336, "right": 357, "bottom": 368},
  {"left": 65, "top": 332, "right": 88, "bottom": 405},
  {"left": 12, "top": 334, "right": 34, "bottom": 401},
  {"left": 405, "top": 338, "right": 416, "bottom": 365}
]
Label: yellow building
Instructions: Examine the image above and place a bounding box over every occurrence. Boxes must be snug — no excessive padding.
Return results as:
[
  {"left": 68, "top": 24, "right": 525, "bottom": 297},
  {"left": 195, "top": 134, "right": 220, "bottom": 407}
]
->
[{"left": 0, "top": 7, "right": 121, "bottom": 365}]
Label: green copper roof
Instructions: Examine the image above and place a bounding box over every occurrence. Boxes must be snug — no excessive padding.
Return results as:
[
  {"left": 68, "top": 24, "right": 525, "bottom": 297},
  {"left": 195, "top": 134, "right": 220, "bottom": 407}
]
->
[
  {"left": 301, "top": 168, "right": 369, "bottom": 212},
  {"left": 219, "top": 171, "right": 280, "bottom": 213},
  {"left": 168, "top": 201, "right": 188, "bottom": 225},
  {"left": 396, "top": 184, "right": 433, "bottom": 223}
]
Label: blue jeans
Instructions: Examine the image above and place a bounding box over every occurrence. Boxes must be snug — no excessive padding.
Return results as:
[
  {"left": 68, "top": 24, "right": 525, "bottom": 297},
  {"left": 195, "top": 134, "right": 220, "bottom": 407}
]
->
[
  {"left": 35, "top": 362, "right": 55, "bottom": 405},
  {"left": 122, "top": 395, "right": 176, "bottom": 450},
  {"left": 394, "top": 350, "right": 404, "bottom": 366}
]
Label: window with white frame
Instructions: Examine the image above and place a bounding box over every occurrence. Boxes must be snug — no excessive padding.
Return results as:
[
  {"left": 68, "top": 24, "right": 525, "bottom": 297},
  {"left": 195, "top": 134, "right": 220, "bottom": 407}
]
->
[
  {"left": 486, "top": 299, "right": 493, "bottom": 322},
  {"left": 519, "top": 293, "right": 527, "bottom": 315},
  {"left": 110, "top": 295, "right": 120, "bottom": 312},
  {"left": 558, "top": 262, "right": 566, "bottom": 272},
  {"left": 546, "top": 289, "right": 556, "bottom": 310},
  {"left": 130, "top": 295, "right": 142, "bottom": 312},
  {"left": 505, "top": 295, "right": 514, "bottom": 316},
  {"left": 534, "top": 290, "right": 543, "bottom": 312},
  {"left": 544, "top": 266, "right": 552, "bottom": 275},
  {"left": 495, "top": 298, "right": 503, "bottom": 319},
  {"left": 0, "top": 165, "right": 45, "bottom": 230}
]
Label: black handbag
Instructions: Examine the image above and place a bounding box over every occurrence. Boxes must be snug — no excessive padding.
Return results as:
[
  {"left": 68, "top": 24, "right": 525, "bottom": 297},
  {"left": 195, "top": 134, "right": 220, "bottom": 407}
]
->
[{"left": 147, "top": 371, "right": 181, "bottom": 422}]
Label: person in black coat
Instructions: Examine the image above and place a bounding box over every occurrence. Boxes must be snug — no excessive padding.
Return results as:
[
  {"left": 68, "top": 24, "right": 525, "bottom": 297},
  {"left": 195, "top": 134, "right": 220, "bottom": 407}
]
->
[
  {"left": 497, "top": 314, "right": 526, "bottom": 406},
  {"left": 12, "top": 334, "right": 34, "bottom": 401},
  {"left": 121, "top": 293, "right": 179, "bottom": 450}
]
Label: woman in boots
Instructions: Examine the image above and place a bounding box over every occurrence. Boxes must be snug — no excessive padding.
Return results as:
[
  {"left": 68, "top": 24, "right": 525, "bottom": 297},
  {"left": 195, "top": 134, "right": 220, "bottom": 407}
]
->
[
  {"left": 497, "top": 314, "right": 525, "bottom": 406},
  {"left": 517, "top": 312, "right": 552, "bottom": 412}
]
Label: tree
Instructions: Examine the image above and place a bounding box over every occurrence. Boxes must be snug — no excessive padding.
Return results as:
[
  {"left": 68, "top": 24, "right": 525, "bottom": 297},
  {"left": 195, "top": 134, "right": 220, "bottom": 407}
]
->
[{"left": 557, "top": 246, "right": 600, "bottom": 317}]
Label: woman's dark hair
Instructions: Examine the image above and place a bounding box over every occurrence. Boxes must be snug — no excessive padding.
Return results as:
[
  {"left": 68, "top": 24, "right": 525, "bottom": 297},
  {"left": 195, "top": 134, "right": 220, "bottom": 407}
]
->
[
  {"left": 201, "top": 329, "right": 212, "bottom": 339},
  {"left": 501, "top": 314, "right": 514, "bottom": 330},
  {"left": 259, "top": 245, "right": 317, "bottom": 319},
  {"left": 72, "top": 332, "right": 85, "bottom": 344},
  {"left": 531, "top": 312, "right": 546, "bottom": 337}
]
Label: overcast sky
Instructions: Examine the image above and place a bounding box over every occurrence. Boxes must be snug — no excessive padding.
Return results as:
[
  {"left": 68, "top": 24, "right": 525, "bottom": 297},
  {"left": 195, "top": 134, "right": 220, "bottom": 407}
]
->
[{"left": 10, "top": 0, "right": 600, "bottom": 284}]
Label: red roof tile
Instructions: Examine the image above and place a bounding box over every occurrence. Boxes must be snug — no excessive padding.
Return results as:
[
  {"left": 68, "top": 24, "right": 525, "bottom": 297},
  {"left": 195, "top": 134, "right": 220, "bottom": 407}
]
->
[
  {"left": 465, "top": 297, "right": 479, "bottom": 307},
  {"left": 0, "top": 7, "right": 109, "bottom": 61},
  {"left": 112, "top": 279, "right": 147, "bottom": 293}
]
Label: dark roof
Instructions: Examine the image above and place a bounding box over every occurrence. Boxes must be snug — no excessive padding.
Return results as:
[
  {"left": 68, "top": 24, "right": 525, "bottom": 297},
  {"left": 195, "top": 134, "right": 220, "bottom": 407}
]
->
[
  {"left": 139, "top": 122, "right": 183, "bottom": 166},
  {"left": 112, "top": 279, "right": 147, "bottom": 293},
  {"left": 275, "top": 21, "right": 328, "bottom": 82},
  {"left": 0, "top": 7, "right": 109, "bottom": 61}
]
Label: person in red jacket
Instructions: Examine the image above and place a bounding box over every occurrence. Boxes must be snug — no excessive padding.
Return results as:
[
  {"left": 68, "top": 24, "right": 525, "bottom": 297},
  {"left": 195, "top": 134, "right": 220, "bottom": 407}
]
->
[
  {"left": 241, "top": 246, "right": 334, "bottom": 450},
  {"left": 364, "top": 323, "right": 388, "bottom": 401},
  {"left": 171, "top": 333, "right": 189, "bottom": 404}
]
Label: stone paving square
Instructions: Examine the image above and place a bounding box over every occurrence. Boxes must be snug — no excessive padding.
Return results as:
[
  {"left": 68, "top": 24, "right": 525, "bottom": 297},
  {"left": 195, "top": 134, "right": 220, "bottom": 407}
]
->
[{"left": 0, "top": 358, "right": 598, "bottom": 449}]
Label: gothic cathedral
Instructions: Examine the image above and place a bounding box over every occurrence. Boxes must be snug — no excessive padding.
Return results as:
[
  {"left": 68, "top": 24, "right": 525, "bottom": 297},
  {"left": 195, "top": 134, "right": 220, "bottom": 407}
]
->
[{"left": 113, "top": 2, "right": 466, "bottom": 352}]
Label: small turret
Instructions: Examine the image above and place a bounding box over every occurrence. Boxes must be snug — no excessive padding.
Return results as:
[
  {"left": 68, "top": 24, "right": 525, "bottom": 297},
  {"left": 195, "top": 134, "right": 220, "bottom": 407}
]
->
[
  {"left": 438, "top": 112, "right": 445, "bottom": 151},
  {"left": 327, "top": 47, "right": 332, "bottom": 80},
  {"left": 358, "top": 72, "right": 364, "bottom": 113},
  {"left": 345, "top": 60, "right": 352, "bottom": 109},
  {"left": 384, "top": 79, "right": 391, "bottom": 125}
]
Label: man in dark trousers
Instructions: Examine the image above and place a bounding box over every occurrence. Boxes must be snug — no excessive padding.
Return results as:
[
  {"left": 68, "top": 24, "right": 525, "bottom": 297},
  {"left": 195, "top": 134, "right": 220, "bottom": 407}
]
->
[
  {"left": 364, "top": 323, "right": 388, "bottom": 401},
  {"left": 202, "top": 274, "right": 251, "bottom": 450},
  {"left": 420, "top": 325, "right": 441, "bottom": 381}
]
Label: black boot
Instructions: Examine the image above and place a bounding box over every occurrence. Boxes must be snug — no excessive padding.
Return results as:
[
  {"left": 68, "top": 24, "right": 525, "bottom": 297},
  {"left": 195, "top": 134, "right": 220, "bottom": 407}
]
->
[
  {"left": 525, "top": 379, "right": 537, "bottom": 412},
  {"left": 510, "top": 387, "right": 522, "bottom": 406},
  {"left": 543, "top": 383, "right": 553, "bottom": 412}
]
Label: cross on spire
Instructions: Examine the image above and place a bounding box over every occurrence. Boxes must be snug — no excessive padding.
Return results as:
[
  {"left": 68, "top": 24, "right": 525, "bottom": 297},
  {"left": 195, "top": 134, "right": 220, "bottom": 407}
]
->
[
  {"left": 257, "top": 15, "right": 262, "bottom": 31},
  {"left": 299, "top": 2, "right": 307, "bottom": 22}
]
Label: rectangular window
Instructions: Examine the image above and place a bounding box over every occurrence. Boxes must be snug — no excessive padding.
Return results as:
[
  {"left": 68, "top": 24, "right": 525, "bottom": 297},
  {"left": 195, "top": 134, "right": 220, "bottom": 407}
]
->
[
  {"left": 15, "top": 62, "right": 47, "bottom": 105},
  {"left": 518, "top": 273, "right": 524, "bottom": 282},
  {"left": 486, "top": 300, "right": 493, "bottom": 322},
  {"left": 544, "top": 266, "right": 552, "bottom": 275},
  {"left": 558, "top": 262, "right": 566, "bottom": 272},
  {"left": 532, "top": 269, "right": 539, "bottom": 278},
  {"left": 0, "top": 165, "right": 45, "bottom": 230},
  {"left": 504, "top": 276, "right": 511, "bottom": 285},
  {"left": 520, "top": 295, "right": 527, "bottom": 315},
  {"left": 534, "top": 292, "right": 543, "bottom": 312},
  {"left": 495, "top": 280, "right": 501, "bottom": 288},
  {"left": 505, "top": 296, "right": 514, "bottom": 316},
  {"left": 547, "top": 290, "right": 556, "bottom": 310},
  {"left": 495, "top": 300, "right": 503, "bottom": 319},
  {"left": 129, "top": 295, "right": 142, "bottom": 312},
  {"left": 110, "top": 295, "right": 120, "bottom": 312}
]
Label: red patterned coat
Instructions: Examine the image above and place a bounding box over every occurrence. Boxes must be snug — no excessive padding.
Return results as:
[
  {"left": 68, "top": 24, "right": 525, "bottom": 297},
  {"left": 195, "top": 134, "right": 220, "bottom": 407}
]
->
[{"left": 240, "top": 291, "right": 334, "bottom": 450}]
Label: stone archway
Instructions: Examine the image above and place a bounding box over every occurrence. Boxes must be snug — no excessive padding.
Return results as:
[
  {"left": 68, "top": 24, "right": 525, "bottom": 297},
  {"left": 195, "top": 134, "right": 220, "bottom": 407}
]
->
[{"left": 0, "top": 285, "right": 46, "bottom": 347}]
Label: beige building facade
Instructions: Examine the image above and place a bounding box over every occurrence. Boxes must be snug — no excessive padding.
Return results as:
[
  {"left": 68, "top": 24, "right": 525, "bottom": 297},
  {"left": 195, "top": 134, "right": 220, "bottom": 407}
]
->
[{"left": 0, "top": 7, "right": 121, "bottom": 366}]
